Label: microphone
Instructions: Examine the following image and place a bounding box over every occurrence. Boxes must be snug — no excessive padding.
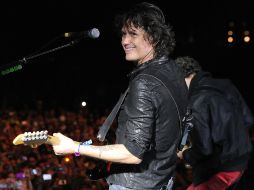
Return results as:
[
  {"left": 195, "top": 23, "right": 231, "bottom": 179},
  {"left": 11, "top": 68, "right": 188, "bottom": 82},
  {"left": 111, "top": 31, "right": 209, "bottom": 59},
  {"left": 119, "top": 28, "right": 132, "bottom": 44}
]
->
[{"left": 64, "top": 28, "right": 100, "bottom": 39}]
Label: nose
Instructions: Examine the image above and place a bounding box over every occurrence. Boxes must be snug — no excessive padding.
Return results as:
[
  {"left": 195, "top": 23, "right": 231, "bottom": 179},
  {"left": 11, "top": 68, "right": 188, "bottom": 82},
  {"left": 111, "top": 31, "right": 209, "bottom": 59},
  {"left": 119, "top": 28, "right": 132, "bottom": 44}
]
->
[{"left": 121, "top": 34, "right": 130, "bottom": 45}]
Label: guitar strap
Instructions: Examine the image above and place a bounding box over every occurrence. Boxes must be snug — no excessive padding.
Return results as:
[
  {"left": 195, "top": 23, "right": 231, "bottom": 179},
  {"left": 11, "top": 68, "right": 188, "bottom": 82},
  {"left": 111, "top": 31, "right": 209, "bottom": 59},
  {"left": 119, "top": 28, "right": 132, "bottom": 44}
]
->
[
  {"left": 142, "top": 73, "right": 186, "bottom": 150},
  {"left": 97, "top": 87, "right": 129, "bottom": 142},
  {"left": 97, "top": 62, "right": 187, "bottom": 145},
  {"left": 179, "top": 107, "right": 193, "bottom": 150}
]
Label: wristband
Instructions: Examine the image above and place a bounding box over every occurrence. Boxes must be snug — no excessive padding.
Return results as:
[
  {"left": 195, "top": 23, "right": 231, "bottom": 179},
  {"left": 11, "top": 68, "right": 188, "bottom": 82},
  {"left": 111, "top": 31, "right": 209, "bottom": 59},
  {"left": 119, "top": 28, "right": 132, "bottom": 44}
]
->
[{"left": 74, "top": 139, "right": 92, "bottom": 156}]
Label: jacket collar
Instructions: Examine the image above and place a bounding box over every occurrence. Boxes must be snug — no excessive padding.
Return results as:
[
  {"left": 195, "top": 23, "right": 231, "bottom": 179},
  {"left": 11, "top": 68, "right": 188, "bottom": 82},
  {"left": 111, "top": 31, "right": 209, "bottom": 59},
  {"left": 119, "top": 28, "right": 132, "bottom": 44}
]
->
[
  {"left": 189, "top": 71, "right": 211, "bottom": 95},
  {"left": 128, "top": 56, "right": 169, "bottom": 78}
]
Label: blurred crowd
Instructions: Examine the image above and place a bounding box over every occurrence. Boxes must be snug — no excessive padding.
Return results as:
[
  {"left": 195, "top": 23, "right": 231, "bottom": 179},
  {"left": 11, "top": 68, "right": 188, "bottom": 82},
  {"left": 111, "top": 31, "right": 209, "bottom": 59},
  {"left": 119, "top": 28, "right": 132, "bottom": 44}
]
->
[{"left": 0, "top": 102, "right": 253, "bottom": 190}]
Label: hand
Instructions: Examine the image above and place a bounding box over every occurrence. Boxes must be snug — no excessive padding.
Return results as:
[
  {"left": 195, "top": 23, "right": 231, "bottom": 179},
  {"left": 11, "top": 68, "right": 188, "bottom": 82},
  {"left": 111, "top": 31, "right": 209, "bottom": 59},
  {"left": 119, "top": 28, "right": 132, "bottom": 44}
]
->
[
  {"left": 52, "top": 133, "right": 76, "bottom": 155},
  {"left": 177, "top": 145, "right": 189, "bottom": 159},
  {"left": 177, "top": 150, "right": 184, "bottom": 159}
]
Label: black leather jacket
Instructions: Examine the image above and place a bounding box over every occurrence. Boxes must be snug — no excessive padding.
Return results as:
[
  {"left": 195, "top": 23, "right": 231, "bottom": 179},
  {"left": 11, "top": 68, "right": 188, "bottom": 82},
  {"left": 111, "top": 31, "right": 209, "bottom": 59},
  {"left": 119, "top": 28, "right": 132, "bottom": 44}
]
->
[
  {"left": 106, "top": 56, "right": 188, "bottom": 189},
  {"left": 183, "top": 71, "right": 254, "bottom": 185}
]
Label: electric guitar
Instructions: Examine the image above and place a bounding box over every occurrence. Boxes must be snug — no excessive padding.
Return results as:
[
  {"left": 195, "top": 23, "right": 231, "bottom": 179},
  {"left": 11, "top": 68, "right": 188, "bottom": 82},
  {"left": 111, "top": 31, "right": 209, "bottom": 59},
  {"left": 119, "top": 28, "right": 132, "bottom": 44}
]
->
[
  {"left": 13, "top": 130, "right": 110, "bottom": 180},
  {"left": 13, "top": 130, "right": 111, "bottom": 181},
  {"left": 12, "top": 130, "right": 80, "bottom": 148}
]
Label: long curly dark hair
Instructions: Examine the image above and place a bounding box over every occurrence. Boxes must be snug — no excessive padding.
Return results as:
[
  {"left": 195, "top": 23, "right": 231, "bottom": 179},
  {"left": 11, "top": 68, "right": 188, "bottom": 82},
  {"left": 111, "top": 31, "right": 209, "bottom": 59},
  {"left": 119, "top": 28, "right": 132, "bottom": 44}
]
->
[{"left": 115, "top": 2, "right": 176, "bottom": 58}]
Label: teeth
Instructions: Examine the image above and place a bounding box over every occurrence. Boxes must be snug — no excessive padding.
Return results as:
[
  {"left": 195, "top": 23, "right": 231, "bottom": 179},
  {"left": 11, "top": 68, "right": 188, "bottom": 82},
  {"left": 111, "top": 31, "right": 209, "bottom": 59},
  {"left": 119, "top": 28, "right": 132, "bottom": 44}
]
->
[
  {"left": 126, "top": 47, "right": 134, "bottom": 50},
  {"left": 125, "top": 48, "right": 134, "bottom": 53}
]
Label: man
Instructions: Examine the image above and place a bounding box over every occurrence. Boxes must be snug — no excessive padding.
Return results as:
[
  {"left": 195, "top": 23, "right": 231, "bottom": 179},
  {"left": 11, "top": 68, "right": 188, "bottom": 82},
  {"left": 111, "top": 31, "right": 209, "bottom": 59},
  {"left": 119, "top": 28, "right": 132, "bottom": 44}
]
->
[
  {"left": 176, "top": 56, "right": 254, "bottom": 190},
  {"left": 53, "top": 2, "right": 188, "bottom": 190}
]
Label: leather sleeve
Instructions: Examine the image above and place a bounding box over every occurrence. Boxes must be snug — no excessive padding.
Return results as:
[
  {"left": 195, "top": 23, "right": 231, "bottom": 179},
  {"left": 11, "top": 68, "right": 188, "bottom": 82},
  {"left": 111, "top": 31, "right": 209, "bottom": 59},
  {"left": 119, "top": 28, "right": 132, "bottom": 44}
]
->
[{"left": 123, "top": 76, "right": 155, "bottom": 159}]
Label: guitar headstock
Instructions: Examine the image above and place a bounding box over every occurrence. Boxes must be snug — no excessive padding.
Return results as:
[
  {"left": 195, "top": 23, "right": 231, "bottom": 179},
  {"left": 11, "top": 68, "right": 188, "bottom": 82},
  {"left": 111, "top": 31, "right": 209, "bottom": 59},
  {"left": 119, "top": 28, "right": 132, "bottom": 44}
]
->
[{"left": 13, "top": 130, "right": 54, "bottom": 148}]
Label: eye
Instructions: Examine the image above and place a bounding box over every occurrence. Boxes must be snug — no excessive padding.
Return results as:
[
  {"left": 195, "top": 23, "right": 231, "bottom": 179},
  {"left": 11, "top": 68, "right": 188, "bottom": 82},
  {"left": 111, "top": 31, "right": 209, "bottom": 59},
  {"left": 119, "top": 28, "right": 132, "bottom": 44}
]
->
[{"left": 129, "top": 31, "right": 138, "bottom": 37}]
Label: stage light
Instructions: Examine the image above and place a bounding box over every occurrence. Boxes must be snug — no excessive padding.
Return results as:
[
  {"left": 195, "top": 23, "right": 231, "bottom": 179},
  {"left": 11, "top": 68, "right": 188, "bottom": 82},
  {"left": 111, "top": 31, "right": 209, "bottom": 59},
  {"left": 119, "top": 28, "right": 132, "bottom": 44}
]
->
[
  {"left": 81, "top": 101, "right": 87, "bottom": 107},
  {"left": 227, "top": 21, "right": 235, "bottom": 45},
  {"left": 64, "top": 33, "right": 71, "bottom": 38},
  {"left": 243, "top": 36, "right": 250, "bottom": 43},
  {"left": 244, "top": 30, "right": 250, "bottom": 36},
  {"left": 228, "top": 30, "right": 233, "bottom": 36},
  {"left": 227, "top": 36, "right": 234, "bottom": 43},
  {"left": 243, "top": 30, "right": 251, "bottom": 43},
  {"left": 64, "top": 157, "right": 70, "bottom": 162}
]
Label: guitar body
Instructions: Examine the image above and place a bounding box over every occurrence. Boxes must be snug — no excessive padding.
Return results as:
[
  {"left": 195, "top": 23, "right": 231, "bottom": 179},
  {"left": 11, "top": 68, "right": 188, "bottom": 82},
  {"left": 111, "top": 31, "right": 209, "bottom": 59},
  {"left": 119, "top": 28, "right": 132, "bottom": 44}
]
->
[{"left": 86, "top": 161, "right": 112, "bottom": 180}]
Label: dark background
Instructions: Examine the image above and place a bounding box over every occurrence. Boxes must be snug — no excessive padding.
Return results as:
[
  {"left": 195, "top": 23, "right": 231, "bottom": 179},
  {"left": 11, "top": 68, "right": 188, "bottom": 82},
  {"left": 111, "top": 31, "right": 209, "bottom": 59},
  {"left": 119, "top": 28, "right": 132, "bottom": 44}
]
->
[{"left": 0, "top": 0, "right": 253, "bottom": 111}]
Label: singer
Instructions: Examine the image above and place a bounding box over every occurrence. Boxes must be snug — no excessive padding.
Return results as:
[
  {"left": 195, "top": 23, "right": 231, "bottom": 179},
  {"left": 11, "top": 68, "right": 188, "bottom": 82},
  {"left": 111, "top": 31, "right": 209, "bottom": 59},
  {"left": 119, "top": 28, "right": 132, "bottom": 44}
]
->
[{"left": 52, "top": 2, "right": 188, "bottom": 190}]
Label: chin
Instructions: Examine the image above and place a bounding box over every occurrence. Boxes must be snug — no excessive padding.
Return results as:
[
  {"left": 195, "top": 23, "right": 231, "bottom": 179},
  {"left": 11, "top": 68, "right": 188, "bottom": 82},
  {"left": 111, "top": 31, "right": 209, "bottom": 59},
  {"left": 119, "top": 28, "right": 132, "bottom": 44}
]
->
[{"left": 125, "top": 54, "right": 138, "bottom": 62}]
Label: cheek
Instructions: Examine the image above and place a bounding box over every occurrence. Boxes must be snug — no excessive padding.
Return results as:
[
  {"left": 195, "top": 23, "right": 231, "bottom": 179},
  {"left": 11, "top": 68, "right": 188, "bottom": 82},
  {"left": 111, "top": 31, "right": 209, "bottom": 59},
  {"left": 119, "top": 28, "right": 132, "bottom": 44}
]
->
[
  {"left": 139, "top": 44, "right": 152, "bottom": 54},
  {"left": 141, "top": 40, "right": 153, "bottom": 50}
]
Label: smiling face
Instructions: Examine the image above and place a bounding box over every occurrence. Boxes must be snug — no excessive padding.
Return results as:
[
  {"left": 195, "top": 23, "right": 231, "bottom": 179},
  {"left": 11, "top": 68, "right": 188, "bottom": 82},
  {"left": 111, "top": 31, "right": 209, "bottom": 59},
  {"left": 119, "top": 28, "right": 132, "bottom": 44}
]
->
[{"left": 121, "top": 25, "right": 155, "bottom": 65}]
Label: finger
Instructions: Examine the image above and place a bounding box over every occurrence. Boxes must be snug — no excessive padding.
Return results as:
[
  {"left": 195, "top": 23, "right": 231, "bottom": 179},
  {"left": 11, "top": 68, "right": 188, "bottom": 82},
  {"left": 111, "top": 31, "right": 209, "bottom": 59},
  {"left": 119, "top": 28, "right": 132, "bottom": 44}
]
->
[{"left": 53, "top": 133, "right": 59, "bottom": 137}]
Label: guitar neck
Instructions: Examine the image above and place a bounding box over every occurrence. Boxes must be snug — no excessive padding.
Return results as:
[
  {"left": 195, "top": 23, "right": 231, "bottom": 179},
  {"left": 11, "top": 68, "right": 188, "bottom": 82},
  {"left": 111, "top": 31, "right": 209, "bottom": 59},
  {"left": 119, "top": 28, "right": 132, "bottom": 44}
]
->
[
  {"left": 47, "top": 135, "right": 60, "bottom": 145},
  {"left": 12, "top": 132, "right": 80, "bottom": 148}
]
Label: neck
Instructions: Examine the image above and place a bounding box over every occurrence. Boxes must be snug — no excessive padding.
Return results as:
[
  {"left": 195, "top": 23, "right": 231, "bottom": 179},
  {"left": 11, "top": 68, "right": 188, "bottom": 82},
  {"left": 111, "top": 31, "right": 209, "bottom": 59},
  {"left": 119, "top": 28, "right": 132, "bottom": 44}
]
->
[
  {"left": 185, "top": 73, "right": 195, "bottom": 88},
  {"left": 138, "top": 49, "right": 154, "bottom": 65}
]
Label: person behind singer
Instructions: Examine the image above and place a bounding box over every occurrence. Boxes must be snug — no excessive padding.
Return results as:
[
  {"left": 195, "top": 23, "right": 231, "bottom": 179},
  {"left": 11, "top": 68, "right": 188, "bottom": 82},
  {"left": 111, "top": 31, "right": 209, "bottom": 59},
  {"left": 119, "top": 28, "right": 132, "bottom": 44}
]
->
[
  {"left": 52, "top": 2, "right": 188, "bottom": 190},
  {"left": 176, "top": 56, "right": 254, "bottom": 190}
]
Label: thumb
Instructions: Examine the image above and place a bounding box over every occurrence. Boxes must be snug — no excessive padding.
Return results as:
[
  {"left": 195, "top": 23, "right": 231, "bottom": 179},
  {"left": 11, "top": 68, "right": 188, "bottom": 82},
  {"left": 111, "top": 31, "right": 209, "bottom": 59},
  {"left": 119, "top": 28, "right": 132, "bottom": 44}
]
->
[{"left": 53, "top": 132, "right": 63, "bottom": 138}]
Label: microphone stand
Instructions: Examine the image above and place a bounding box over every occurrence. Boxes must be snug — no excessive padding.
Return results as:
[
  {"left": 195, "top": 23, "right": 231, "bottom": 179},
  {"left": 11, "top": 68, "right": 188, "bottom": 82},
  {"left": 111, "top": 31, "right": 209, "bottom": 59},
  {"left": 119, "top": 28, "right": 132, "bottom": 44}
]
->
[{"left": 0, "top": 38, "right": 81, "bottom": 77}]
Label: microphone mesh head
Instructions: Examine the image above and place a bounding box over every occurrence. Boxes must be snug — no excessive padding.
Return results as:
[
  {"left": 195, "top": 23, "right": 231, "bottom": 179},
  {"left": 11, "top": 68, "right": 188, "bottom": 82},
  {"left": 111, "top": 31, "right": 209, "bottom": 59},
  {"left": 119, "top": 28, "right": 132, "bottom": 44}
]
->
[{"left": 90, "top": 28, "right": 100, "bottom": 39}]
